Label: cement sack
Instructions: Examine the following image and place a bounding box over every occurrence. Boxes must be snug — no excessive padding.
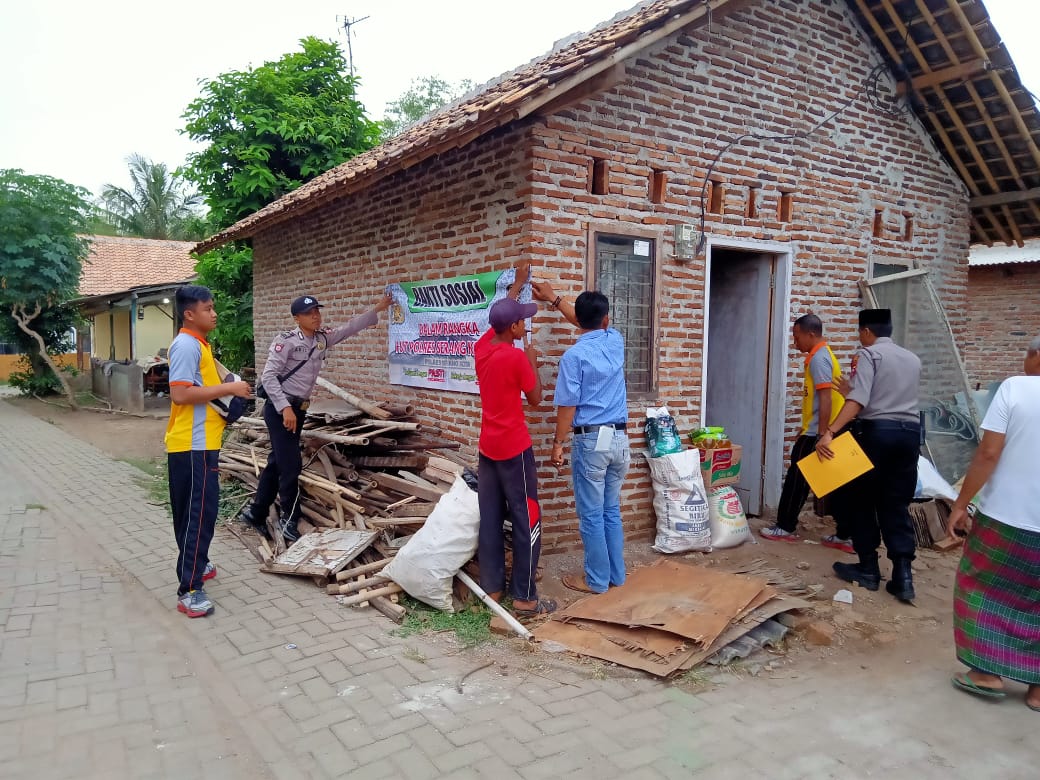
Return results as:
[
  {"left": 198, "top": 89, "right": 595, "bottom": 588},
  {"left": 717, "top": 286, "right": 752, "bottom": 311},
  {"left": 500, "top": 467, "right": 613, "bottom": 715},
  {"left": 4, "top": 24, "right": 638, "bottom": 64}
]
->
[
  {"left": 645, "top": 449, "right": 712, "bottom": 553},
  {"left": 383, "top": 474, "right": 480, "bottom": 612},
  {"left": 708, "top": 486, "right": 751, "bottom": 549}
]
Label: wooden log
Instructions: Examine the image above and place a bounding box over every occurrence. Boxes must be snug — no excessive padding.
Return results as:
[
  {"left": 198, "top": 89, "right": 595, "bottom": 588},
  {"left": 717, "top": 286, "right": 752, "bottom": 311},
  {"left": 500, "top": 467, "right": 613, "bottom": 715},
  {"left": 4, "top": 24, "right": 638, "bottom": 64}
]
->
[
  {"left": 366, "top": 516, "right": 426, "bottom": 528},
  {"left": 315, "top": 376, "right": 392, "bottom": 420},
  {"left": 338, "top": 583, "right": 403, "bottom": 606},
  {"left": 367, "top": 471, "right": 446, "bottom": 503},
  {"left": 369, "top": 595, "right": 406, "bottom": 623},
  {"left": 315, "top": 449, "right": 345, "bottom": 527},
  {"left": 234, "top": 417, "right": 371, "bottom": 446},
  {"left": 335, "top": 558, "right": 392, "bottom": 582},
  {"left": 353, "top": 455, "right": 429, "bottom": 469},
  {"left": 300, "top": 503, "right": 338, "bottom": 529},
  {"left": 381, "top": 404, "right": 414, "bottom": 417}
]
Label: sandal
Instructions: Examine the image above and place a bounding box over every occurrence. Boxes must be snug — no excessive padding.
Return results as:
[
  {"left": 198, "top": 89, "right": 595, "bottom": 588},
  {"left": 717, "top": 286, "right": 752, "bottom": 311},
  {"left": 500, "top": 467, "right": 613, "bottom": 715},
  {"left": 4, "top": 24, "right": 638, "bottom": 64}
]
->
[
  {"left": 562, "top": 574, "right": 599, "bottom": 594},
  {"left": 514, "top": 598, "right": 557, "bottom": 617},
  {"left": 951, "top": 673, "right": 1006, "bottom": 699}
]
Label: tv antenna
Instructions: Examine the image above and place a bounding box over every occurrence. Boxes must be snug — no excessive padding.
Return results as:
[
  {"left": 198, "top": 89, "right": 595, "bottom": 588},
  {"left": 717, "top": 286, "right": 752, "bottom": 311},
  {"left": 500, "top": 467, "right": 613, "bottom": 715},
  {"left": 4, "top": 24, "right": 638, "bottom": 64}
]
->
[{"left": 338, "top": 15, "right": 370, "bottom": 78}]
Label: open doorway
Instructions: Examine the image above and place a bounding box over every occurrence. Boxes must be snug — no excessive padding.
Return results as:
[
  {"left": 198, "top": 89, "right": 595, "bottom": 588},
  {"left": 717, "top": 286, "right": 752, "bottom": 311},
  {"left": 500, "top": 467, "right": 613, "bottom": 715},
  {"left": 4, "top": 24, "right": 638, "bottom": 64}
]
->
[{"left": 702, "top": 242, "right": 791, "bottom": 515}]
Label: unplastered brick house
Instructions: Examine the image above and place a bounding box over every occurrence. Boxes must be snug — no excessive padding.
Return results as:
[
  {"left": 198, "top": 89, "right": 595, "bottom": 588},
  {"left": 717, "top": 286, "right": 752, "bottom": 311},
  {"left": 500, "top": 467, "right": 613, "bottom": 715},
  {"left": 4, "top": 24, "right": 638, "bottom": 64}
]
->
[
  {"left": 200, "top": 0, "right": 1040, "bottom": 551},
  {"left": 963, "top": 238, "right": 1040, "bottom": 389}
]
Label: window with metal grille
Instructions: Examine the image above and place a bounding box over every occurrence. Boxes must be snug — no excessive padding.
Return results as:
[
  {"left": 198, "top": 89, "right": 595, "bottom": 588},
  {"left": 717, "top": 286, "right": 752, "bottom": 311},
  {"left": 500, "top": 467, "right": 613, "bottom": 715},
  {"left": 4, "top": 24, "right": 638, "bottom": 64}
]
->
[{"left": 593, "top": 233, "right": 655, "bottom": 393}]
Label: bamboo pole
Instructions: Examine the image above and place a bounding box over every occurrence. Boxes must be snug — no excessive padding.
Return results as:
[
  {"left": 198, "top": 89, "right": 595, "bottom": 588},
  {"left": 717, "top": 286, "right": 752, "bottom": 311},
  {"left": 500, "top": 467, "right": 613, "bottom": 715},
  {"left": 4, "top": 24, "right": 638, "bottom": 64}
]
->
[
  {"left": 456, "top": 571, "right": 533, "bottom": 641},
  {"left": 338, "top": 583, "right": 403, "bottom": 606},
  {"left": 327, "top": 575, "right": 391, "bottom": 595},
  {"left": 336, "top": 558, "right": 392, "bottom": 582},
  {"left": 316, "top": 377, "right": 392, "bottom": 420}
]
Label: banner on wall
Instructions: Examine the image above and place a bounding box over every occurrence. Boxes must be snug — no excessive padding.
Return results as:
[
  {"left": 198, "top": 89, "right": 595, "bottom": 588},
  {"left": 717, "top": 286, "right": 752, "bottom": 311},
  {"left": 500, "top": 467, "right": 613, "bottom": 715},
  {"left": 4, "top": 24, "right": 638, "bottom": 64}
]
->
[{"left": 386, "top": 268, "right": 530, "bottom": 394}]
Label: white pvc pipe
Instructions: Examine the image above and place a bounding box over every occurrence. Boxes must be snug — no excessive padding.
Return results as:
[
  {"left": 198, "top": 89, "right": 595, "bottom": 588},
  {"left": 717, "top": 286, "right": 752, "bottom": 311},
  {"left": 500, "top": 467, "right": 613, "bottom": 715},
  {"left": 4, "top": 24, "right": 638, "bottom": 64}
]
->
[{"left": 455, "top": 570, "right": 534, "bottom": 641}]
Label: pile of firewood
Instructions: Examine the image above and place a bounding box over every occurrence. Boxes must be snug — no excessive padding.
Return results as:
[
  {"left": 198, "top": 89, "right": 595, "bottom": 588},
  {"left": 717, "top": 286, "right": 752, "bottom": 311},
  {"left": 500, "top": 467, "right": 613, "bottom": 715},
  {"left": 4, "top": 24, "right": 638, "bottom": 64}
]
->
[{"left": 220, "top": 377, "right": 469, "bottom": 623}]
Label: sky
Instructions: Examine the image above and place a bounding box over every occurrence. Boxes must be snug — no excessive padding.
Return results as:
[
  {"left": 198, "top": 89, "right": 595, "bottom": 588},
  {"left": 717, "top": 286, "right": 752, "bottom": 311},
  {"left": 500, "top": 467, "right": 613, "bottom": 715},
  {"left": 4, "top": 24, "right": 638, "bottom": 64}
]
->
[{"left": 1, "top": 0, "right": 1037, "bottom": 198}]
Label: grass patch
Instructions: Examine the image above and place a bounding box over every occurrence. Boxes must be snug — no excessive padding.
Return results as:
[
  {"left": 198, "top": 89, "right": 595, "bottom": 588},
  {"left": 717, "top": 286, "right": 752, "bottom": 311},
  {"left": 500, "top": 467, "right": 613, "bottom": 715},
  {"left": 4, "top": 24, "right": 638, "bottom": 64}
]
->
[
  {"left": 398, "top": 597, "right": 493, "bottom": 647},
  {"left": 217, "top": 478, "right": 252, "bottom": 523},
  {"left": 25, "top": 503, "right": 47, "bottom": 511},
  {"left": 122, "top": 457, "right": 170, "bottom": 509}
]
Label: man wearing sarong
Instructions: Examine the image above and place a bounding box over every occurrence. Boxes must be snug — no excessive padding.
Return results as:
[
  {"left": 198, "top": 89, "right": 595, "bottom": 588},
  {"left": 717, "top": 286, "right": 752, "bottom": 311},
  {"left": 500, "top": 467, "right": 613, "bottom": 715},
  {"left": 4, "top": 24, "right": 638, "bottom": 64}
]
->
[{"left": 948, "top": 334, "right": 1040, "bottom": 710}]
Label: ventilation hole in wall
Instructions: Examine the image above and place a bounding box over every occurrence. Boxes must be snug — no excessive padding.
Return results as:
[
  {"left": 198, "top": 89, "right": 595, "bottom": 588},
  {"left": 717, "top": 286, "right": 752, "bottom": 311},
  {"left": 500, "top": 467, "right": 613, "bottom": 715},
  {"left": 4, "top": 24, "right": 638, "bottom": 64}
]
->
[
  {"left": 649, "top": 170, "right": 667, "bottom": 204},
  {"left": 903, "top": 213, "right": 914, "bottom": 242},
  {"left": 778, "top": 192, "right": 794, "bottom": 223},
  {"left": 708, "top": 179, "right": 724, "bottom": 214},
  {"left": 872, "top": 209, "right": 884, "bottom": 238},
  {"left": 591, "top": 159, "right": 609, "bottom": 195},
  {"left": 746, "top": 186, "right": 759, "bottom": 219}
]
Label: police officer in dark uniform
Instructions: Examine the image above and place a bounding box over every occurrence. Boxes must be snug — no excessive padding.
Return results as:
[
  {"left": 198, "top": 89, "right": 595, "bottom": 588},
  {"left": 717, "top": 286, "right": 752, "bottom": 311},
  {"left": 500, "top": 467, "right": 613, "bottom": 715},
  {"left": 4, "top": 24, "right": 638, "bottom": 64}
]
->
[
  {"left": 240, "top": 291, "right": 392, "bottom": 543},
  {"left": 815, "top": 308, "right": 922, "bottom": 603}
]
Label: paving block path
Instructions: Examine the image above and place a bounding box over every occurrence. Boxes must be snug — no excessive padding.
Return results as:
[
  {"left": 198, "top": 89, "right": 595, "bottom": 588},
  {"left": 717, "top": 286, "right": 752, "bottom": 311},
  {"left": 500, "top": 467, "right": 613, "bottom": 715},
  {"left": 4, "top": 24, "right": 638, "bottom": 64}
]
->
[{"left": 0, "top": 398, "right": 1037, "bottom": 779}]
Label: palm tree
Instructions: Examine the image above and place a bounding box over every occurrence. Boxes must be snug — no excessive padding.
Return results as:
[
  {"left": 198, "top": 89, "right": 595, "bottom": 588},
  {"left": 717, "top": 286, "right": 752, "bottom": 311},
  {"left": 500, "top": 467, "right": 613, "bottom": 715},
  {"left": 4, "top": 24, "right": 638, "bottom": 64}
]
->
[{"left": 100, "top": 154, "right": 205, "bottom": 240}]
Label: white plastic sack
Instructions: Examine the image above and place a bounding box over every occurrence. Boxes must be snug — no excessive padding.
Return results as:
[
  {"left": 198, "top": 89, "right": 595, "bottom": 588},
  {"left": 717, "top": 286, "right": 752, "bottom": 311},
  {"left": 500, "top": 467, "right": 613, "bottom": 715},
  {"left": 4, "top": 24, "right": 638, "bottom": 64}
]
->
[
  {"left": 707, "top": 486, "right": 751, "bottom": 549},
  {"left": 915, "top": 456, "right": 957, "bottom": 501},
  {"left": 645, "top": 449, "right": 712, "bottom": 553},
  {"left": 382, "top": 474, "right": 480, "bottom": 611}
]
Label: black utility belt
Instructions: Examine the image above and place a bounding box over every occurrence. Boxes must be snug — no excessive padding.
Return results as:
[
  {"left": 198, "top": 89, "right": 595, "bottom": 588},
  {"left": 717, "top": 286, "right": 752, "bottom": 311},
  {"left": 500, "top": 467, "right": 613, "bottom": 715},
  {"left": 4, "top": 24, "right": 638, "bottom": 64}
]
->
[
  {"left": 855, "top": 418, "right": 919, "bottom": 432},
  {"left": 573, "top": 422, "right": 626, "bottom": 435},
  {"left": 286, "top": 396, "right": 310, "bottom": 411}
]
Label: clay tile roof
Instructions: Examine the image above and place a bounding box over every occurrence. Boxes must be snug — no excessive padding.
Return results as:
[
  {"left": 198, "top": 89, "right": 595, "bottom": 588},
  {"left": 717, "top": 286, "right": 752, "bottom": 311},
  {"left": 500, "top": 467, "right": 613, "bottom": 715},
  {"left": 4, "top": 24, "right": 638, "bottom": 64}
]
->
[
  {"left": 196, "top": 0, "right": 720, "bottom": 253},
  {"left": 78, "top": 235, "right": 197, "bottom": 297},
  {"left": 198, "top": 0, "right": 1040, "bottom": 253}
]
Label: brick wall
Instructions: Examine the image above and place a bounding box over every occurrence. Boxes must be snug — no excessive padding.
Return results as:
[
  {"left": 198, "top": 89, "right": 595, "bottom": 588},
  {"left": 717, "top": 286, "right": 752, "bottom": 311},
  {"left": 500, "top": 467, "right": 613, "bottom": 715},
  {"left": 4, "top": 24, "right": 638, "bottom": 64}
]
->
[
  {"left": 963, "top": 263, "right": 1040, "bottom": 387},
  {"left": 251, "top": 0, "right": 970, "bottom": 551}
]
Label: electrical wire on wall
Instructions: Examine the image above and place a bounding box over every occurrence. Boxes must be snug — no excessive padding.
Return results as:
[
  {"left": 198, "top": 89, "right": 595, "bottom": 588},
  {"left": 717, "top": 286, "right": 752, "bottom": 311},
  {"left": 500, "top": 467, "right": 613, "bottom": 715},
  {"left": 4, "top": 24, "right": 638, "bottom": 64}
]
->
[{"left": 695, "top": 61, "right": 908, "bottom": 255}]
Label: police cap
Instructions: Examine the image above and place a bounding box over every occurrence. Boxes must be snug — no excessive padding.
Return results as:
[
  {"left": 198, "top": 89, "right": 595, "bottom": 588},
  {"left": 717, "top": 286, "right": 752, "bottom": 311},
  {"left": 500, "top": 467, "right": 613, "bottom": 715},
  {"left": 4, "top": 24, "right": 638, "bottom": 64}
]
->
[{"left": 291, "top": 295, "right": 324, "bottom": 316}]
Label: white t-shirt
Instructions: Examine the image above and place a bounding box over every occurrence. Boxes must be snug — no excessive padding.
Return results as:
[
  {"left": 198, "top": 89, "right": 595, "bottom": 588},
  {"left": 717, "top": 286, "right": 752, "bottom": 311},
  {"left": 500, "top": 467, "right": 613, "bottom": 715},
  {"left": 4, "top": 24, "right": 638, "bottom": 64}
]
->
[{"left": 976, "top": 375, "right": 1040, "bottom": 532}]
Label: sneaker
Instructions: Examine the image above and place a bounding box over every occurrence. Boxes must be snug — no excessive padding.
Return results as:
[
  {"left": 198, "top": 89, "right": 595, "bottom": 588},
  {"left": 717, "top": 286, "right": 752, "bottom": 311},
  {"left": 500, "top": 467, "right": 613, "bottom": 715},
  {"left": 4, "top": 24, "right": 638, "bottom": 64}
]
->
[
  {"left": 279, "top": 515, "right": 300, "bottom": 544},
  {"left": 202, "top": 562, "right": 217, "bottom": 582},
  {"left": 239, "top": 505, "right": 270, "bottom": 538},
  {"left": 821, "top": 535, "right": 855, "bottom": 554},
  {"left": 759, "top": 525, "right": 800, "bottom": 543},
  {"left": 177, "top": 589, "right": 214, "bottom": 618}
]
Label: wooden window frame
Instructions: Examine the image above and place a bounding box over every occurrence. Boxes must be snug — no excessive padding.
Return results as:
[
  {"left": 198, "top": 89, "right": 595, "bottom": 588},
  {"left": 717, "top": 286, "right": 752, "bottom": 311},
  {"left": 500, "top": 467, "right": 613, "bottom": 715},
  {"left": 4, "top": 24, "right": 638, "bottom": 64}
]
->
[{"left": 585, "top": 223, "right": 662, "bottom": 399}]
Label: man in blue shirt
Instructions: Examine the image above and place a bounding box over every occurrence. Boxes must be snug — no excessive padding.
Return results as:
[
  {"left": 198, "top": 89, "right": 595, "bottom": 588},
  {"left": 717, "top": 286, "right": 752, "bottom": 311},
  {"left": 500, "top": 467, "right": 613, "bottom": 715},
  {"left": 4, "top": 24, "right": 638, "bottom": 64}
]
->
[{"left": 533, "top": 282, "right": 630, "bottom": 594}]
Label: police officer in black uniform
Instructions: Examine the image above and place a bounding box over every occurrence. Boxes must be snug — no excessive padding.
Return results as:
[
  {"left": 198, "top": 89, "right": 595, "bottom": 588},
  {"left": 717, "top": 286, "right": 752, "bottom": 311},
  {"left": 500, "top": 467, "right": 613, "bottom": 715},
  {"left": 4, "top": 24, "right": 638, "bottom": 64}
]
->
[
  {"left": 815, "top": 308, "right": 922, "bottom": 603},
  {"left": 240, "top": 292, "right": 392, "bottom": 543}
]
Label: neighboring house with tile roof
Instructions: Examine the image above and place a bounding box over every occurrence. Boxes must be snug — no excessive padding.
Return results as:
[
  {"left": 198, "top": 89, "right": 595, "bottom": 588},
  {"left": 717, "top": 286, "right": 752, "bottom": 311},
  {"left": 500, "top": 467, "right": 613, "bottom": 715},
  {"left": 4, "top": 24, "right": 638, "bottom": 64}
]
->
[
  {"left": 962, "top": 238, "right": 1040, "bottom": 388},
  {"left": 197, "top": 0, "right": 1039, "bottom": 549},
  {"left": 73, "top": 235, "right": 197, "bottom": 363}
]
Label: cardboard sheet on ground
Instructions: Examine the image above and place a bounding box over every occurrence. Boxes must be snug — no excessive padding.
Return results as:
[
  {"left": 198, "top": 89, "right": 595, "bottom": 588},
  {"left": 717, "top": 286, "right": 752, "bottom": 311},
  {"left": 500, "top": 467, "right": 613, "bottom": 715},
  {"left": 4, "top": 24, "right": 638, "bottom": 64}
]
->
[
  {"left": 556, "top": 559, "right": 767, "bottom": 647},
  {"left": 261, "top": 528, "right": 377, "bottom": 577},
  {"left": 796, "top": 431, "right": 873, "bottom": 497},
  {"left": 534, "top": 589, "right": 812, "bottom": 677}
]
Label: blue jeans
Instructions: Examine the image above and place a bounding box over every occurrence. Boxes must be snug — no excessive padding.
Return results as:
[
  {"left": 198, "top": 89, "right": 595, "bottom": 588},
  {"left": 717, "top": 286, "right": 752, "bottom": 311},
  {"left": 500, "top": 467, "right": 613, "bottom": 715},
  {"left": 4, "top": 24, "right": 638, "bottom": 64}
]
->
[{"left": 572, "top": 429, "right": 631, "bottom": 592}]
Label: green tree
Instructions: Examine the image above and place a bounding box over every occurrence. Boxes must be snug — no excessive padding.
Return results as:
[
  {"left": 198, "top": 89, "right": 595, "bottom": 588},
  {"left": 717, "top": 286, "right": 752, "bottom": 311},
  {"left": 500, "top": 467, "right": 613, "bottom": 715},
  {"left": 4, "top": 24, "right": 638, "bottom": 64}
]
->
[
  {"left": 0, "top": 169, "right": 91, "bottom": 407},
  {"left": 180, "top": 37, "right": 380, "bottom": 369},
  {"left": 99, "top": 154, "right": 205, "bottom": 240},
  {"left": 380, "top": 75, "right": 475, "bottom": 138}
]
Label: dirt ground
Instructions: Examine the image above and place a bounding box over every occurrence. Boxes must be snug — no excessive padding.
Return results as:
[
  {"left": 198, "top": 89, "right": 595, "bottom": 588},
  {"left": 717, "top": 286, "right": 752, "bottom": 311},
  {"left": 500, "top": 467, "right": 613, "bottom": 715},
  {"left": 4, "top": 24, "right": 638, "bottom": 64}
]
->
[
  {"left": 6, "top": 396, "right": 169, "bottom": 464},
  {"left": 7, "top": 393, "right": 960, "bottom": 677}
]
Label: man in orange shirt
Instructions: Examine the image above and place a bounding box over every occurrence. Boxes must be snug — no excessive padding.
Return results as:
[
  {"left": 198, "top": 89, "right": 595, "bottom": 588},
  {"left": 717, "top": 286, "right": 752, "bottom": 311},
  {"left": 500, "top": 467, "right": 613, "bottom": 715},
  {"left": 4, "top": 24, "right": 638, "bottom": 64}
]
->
[
  {"left": 165, "top": 285, "right": 250, "bottom": 618},
  {"left": 761, "top": 313, "right": 851, "bottom": 551}
]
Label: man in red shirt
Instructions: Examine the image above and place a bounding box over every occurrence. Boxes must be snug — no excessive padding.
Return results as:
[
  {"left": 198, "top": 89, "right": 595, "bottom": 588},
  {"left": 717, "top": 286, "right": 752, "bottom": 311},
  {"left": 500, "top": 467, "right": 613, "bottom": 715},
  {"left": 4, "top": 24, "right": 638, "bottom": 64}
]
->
[{"left": 475, "top": 271, "right": 556, "bottom": 617}]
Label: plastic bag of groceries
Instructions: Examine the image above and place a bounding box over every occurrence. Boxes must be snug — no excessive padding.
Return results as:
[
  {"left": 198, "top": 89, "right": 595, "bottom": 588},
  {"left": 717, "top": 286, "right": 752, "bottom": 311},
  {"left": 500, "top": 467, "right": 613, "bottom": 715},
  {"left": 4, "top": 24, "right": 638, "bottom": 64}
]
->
[{"left": 644, "top": 406, "right": 684, "bottom": 458}]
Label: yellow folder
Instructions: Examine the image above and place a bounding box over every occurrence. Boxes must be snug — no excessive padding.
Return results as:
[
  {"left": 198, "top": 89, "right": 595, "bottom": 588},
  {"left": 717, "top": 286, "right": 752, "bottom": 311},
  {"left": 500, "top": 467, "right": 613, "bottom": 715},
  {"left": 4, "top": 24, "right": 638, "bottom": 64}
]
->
[{"left": 796, "top": 432, "right": 874, "bottom": 497}]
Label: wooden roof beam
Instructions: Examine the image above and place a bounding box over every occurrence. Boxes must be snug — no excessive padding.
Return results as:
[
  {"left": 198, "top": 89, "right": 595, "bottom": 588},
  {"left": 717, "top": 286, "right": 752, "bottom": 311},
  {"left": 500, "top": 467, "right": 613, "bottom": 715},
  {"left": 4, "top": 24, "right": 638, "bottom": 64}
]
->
[
  {"left": 969, "top": 185, "right": 1040, "bottom": 208},
  {"left": 901, "top": 58, "right": 990, "bottom": 95}
]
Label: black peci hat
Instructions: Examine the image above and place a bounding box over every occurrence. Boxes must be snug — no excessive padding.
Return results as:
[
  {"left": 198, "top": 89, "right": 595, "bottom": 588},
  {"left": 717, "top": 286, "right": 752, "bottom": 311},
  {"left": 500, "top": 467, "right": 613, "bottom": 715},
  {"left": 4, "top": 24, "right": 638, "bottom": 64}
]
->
[{"left": 858, "top": 308, "right": 892, "bottom": 328}]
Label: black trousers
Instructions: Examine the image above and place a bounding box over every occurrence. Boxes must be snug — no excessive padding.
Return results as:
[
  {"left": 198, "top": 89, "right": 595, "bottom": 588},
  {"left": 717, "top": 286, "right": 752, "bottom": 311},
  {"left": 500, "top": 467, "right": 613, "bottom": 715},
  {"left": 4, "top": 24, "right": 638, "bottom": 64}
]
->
[
  {"left": 253, "top": 401, "right": 306, "bottom": 523},
  {"left": 777, "top": 434, "right": 852, "bottom": 537},
  {"left": 844, "top": 420, "right": 920, "bottom": 562},
  {"left": 477, "top": 447, "right": 541, "bottom": 601},
  {"left": 168, "top": 450, "right": 220, "bottom": 596}
]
